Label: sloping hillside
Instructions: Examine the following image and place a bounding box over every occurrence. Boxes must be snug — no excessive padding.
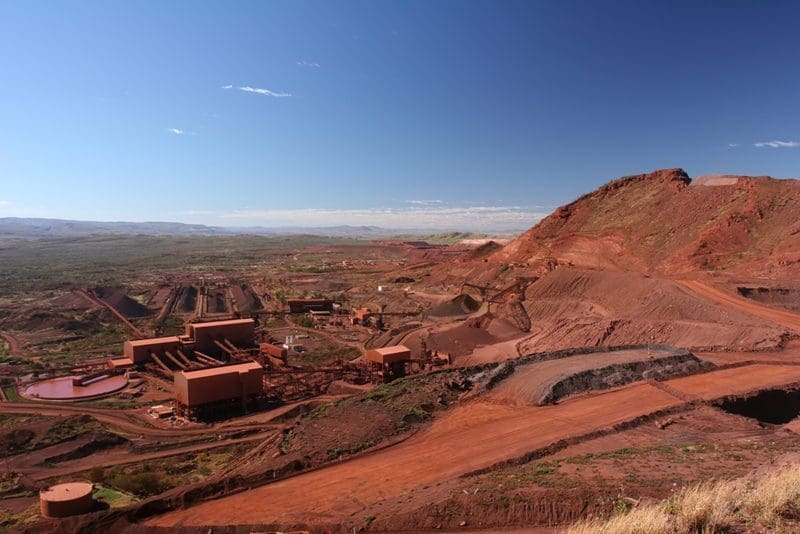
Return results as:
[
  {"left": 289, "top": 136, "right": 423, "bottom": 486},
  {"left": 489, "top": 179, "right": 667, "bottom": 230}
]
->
[
  {"left": 493, "top": 168, "right": 800, "bottom": 277},
  {"left": 517, "top": 268, "right": 789, "bottom": 353}
]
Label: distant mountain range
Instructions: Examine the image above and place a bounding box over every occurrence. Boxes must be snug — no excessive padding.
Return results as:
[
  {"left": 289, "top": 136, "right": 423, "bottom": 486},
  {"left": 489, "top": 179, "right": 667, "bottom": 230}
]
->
[{"left": 0, "top": 217, "right": 485, "bottom": 240}]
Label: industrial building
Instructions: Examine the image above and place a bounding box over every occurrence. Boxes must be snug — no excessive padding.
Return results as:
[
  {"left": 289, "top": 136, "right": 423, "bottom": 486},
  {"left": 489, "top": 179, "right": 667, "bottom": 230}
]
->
[
  {"left": 39, "top": 482, "right": 94, "bottom": 518},
  {"left": 366, "top": 345, "right": 412, "bottom": 381},
  {"left": 174, "top": 360, "right": 264, "bottom": 419},
  {"left": 120, "top": 318, "right": 256, "bottom": 369},
  {"left": 351, "top": 307, "right": 372, "bottom": 325},
  {"left": 123, "top": 336, "right": 182, "bottom": 365},
  {"left": 287, "top": 298, "right": 334, "bottom": 314},
  {"left": 185, "top": 318, "right": 255, "bottom": 354}
]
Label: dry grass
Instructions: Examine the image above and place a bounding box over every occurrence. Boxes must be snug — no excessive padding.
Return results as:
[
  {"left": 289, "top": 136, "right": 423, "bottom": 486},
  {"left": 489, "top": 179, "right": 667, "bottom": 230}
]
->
[
  {"left": 742, "top": 465, "right": 800, "bottom": 525},
  {"left": 567, "top": 462, "right": 800, "bottom": 534},
  {"left": 673, "top": 479, "right": 742, "bottom": 532},
  {"left": 567, "top": 505, "right": 672, "bottom": 534}
]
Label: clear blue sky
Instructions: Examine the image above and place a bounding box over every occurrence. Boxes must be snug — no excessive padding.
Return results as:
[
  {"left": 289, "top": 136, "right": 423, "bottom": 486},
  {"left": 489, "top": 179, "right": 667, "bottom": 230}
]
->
[{"left": 1, "top": 1, "right": 798, "bottom": 231}]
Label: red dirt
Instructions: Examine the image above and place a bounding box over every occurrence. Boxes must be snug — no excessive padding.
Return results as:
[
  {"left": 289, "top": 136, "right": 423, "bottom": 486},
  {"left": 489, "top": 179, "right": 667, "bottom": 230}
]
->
[
  {"left": 515, "top": 268, "right": 787, "bottom": 353},
  {"left": 146, "top": 356, "right": 800, "bottom": 529},
  {"left": 665, "top": 363, "right": 800, "bottom": 400},
  {"left": 678, "top": 279, "right": 800, "bottom": 332},
  {"left": 490, "top": 169, "right": 800, "bottom": 277},
  {"left": 147, "top": 383, "right": 683, "bottom": 527}
]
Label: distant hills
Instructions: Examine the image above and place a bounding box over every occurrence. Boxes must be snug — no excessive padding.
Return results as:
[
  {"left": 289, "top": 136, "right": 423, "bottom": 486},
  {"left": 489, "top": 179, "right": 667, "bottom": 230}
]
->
[{"left": 0, "top": 217, "right": 501, "bottom": 241}]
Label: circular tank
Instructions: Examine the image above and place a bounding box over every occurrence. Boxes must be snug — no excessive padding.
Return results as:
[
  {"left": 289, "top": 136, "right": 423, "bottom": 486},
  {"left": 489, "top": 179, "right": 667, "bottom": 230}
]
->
[
  {"left": 25, "top": 375, "right": 128, "bottom": 400},
  {"left": 39, "top": 482, "right": 94, "bottom": 518}
]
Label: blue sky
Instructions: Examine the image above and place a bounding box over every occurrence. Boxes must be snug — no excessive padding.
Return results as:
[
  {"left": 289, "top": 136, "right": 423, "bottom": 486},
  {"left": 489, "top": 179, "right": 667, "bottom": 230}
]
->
[{"left": 1, "top": 1, "right": 798, "bottom": 231}]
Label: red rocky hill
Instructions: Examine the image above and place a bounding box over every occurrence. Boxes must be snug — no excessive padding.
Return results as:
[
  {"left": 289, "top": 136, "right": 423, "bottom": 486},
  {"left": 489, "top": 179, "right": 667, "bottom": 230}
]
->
[{"left": 494, "top": 168, "right": 800, "bottom": 278}]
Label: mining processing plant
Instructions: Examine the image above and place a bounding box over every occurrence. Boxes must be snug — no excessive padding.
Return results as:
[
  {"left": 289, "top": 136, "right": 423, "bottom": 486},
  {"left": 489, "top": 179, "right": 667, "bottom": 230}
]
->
[{"left": 17, "top": 296, "right": 453, "bottom": 430}]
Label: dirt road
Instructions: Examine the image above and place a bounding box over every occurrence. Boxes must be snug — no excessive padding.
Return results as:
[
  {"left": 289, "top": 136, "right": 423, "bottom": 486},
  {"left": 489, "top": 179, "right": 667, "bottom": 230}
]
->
[
  {"left": 678, "top": 280, "right": 800, "bottom": 332},
  {"left": 0, "top": 332, "right": 23, "bottom": 356},
  {"left": 148, "top": 383, "right": 683, "bottom": 527},
  {"left": 21, "top": 430, "right": 277, "bottom": 481},
  {"left": 666, "top": 364, "right": 800, "bottom": 400},
  {"left": 148, "top": 361, "right": 800, "bottom": 528},
  {"left": 0, "top": 402, "right": 270, "bottom": 439}
]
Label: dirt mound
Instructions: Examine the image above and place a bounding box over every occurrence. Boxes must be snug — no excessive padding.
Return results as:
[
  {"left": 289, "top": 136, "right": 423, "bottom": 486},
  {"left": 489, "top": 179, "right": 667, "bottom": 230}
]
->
[
  {"left": 9, "top": 308, "right": 111, "bottom": 334},
  {"left": 403, "top": 314, "right": 525, "bottom": 361},
  {"left": 468, "top": 240, "right": 503, "bottom": 259},
  {"left": 47, "top": 291, "right": 97, "bottom": 310},
  {"left": 515, "top": 268, "right": 788, "bottom": 353},
  {"left": 428, "top": 294, "right": 482, "bottom": 317},
  {"left": 490, "top": 168, "right": 800, "bottom": 277},
  {"left": 95, "top": 287, "right": 152, "bottom": 318}
]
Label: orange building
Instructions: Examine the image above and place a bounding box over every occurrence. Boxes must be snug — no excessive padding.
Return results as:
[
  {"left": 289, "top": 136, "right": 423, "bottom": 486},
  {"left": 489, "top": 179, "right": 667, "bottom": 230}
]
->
[
  {"left": 123, "top": 336, "right": 181, "bottom": 364},
  {"left": 174, "top": 361, "right": 264, "bottom": 417},
  {"left": 365, "top": 345, "right": 412, "bottom": 365},
  {"left": 185, "top": 318, "right": 255, "bottom": 354}
]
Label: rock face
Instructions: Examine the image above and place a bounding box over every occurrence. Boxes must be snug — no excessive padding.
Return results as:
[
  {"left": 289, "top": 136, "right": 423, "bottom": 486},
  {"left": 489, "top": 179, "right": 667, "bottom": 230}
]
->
[{"left": 493, "top": 168, "right": 800, "bottom": 277}]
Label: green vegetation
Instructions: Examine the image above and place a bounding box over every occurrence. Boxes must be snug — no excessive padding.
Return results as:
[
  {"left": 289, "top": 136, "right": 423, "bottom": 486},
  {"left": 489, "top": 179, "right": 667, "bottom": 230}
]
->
[
  {"left": 294, "top": 315, "right": 315, "bottom": 328},
  {"left": 38, "top": 415, "right": 104, "bottom": 448},
  {"left": 87, "top": 446, "right": 241, "bottom": 497},
  {"left": 483, "top": 460, "right": 573, "bottom": 491},
  {"left": 61, "top": 324, "right": 126, "bottom": 352},
  {"left": 92, "top": 485, "right": 136, "bottom": 508},
  {"left": 278, "top": 430, "right": 294, "bottom": 454},
  {"left": 326, "top": 439, "right": 377, "bottom": 461},
  {"left": 0, "top": 234, "right": 360, "bottom": 296},
  {"left": 2, "top": 385, "right": 22, "bottom": 402},
  {"left": 0, "top": 503, "right": 38, "bottom": 529}
]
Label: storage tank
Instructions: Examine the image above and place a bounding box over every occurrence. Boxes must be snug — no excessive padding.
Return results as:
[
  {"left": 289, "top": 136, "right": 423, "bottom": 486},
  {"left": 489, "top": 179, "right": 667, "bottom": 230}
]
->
[{"left": 39, "top": 482, "right": 94, "bottom": 518}]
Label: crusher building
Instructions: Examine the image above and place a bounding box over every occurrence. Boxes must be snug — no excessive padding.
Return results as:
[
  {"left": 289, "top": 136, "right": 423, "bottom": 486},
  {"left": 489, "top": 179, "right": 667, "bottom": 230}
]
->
[
  {"left": 173, "top": 360, "right": 264, "bottom": 419},
  {"left": 184, "top": 318, "right": 255, "bottom": 355},
  {"left": 365, "top": 345, "right": 412, "bottom": 381}
]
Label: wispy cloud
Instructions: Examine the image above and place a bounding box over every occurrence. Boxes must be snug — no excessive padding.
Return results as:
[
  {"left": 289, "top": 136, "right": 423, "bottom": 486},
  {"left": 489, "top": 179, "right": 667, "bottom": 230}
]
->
[
  {"left": 221, "top": 84, "right": 233, "bottom": 90},
  {"left": 296, "top": 60, "right": 320, "bottom": 68},
  {"left": 405, "top": 199, "right": 443, "bottom": 205},
  {"left": 167, "top": 128, "right": 184, "bottom": 135},
  {"left": 0, "top": 200, "right": 10, "bottom": 207},
  {"left": 202, "top": 205, "right": 550, "bottom": 232},
  {"left": 727, "top": 143, "right": 739, "bottom": 148},
  {"left": 237, "top": 86, "right": 292, "bottom": 98},
  {"left": 754, "top": 140, "right": 800, "bottom": 148}
]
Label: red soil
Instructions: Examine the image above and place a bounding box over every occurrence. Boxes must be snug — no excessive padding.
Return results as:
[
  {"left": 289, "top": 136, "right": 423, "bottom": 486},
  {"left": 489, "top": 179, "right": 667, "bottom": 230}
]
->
[
  {"left": 678, "top": 279, "right": 800, "bottom": 332},
  {"left": 490, "top": 169, "right": 800, "bottom": 277},
  {"left": 147, "top": 383, "right": 683, "bottom": 527},
  {"left": 665, "top": 364, "right": 800, "bottom": 400},
  {"left": 146, "top": 356, "right": 800, "bottom": 529},
  {"left": 516, "top": 268, "right": 787, "bottom": 353}
]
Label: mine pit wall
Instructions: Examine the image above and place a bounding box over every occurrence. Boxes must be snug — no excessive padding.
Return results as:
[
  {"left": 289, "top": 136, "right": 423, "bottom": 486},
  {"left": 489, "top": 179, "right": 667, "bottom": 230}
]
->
[
  {"left": 715, "top": 387, "right": 800, "bottom": 425},
  {"left": 540, "top": 352, "right": 709, "bottom": 405},
  {"left": 516, "top": 343, "right": 693, "bottom": 365}
]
